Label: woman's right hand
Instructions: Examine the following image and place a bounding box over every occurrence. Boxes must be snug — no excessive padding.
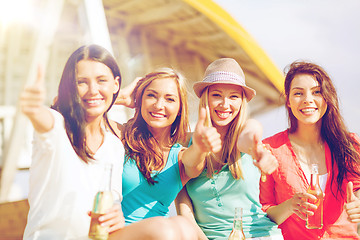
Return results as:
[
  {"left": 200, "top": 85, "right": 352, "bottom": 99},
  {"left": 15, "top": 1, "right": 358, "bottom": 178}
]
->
[
  {"left": 19, "top": 66, "right": 53, "bottom": 133},
  {"left": 289, "top": 192, "right": 318, "bottom": 220},
  {"left": 20, "top": 66, "right": 46, "bottom": 117},
  {"left": 251, "top": 136, "right": 278, "bottom": 175}
]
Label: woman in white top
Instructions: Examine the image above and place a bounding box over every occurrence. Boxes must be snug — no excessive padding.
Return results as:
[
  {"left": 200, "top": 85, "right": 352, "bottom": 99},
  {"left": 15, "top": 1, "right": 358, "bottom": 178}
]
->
[{"left": 21, "top": 45, "right": 199, "bottom": 240}]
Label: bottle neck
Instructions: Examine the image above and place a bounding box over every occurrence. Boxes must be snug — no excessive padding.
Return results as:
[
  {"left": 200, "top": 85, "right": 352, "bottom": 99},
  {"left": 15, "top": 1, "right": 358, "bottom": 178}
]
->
[
  {"left": 100, "top": 164, "right": 112, "bottom": 192},
  {"left": 233, "top": 218, "right": 243, "bottom": 230},
  {"left": 310, "top": 169, "right": 321, "bottom": 188},
  {"left": 233, "top": 207, "right": 243, "bottom": 230},
  {"left": 310, "top": 164, "right": 320, "bottom": 187}
]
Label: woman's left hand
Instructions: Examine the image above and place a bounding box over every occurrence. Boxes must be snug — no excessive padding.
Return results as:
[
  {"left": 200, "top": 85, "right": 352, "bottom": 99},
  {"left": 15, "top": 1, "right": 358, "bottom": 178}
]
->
[
  {"left": 251, "top": 136, "right": 278, "bottom": 175},
  {"left": 92, "top": 203, "right": 125, "bottom": 233},
  {"left": 345, "top": 182, "right": 360, "bottom": 223}
]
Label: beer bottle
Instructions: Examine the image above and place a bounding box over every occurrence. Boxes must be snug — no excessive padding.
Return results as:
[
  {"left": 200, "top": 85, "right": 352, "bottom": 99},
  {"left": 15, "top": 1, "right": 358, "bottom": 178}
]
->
[
  {"left": 89, "top": 164, "right": 114, "bottom": 240},
  {"left": 306, "top": 164, "right": 323, "bottom": 229},
  {"left": 228, "top": 207, "right": 245, "bottom": 240}
]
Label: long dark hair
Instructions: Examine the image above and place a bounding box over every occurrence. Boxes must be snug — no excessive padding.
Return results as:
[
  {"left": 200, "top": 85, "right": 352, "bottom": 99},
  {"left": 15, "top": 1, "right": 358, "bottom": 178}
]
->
[
  {"left": 52, "top": 44, "right": 121, "bottom": 163},
  {"left": 123, "top": 68, "right": 189, "bottom": 184},
  {"left": 284, "top": 61, "right": 360, "bottom": 195}
]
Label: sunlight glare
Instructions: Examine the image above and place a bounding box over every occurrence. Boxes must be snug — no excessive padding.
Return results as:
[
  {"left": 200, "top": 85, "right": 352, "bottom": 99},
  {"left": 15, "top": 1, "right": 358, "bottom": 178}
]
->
[{"left": 0, "top": 0, "right": 34, "bottom": 27}]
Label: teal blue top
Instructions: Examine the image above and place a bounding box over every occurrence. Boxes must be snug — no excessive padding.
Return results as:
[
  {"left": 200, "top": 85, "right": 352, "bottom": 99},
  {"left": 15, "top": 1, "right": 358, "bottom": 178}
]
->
[
  {"left": 186, "top": 153, "right": 281, "bottom": 239},
  {"left": 122, "top": 143, "right": 183, "bottom": 224}
]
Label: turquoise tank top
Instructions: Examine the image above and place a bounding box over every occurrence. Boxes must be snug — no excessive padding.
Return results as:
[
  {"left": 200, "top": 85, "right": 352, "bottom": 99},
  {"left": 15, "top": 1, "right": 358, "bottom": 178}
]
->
[
  {"left": 122, "top": 143, "right": 183, "bottom": 224},
  {"left": 186, "top": 153, "right": 281, "bottom": 239}
]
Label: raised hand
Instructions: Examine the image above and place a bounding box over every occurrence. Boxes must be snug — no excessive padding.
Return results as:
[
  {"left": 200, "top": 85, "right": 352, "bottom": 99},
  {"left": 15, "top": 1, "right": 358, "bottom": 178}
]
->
[
  {"left": 20, "top": 66, "right": 46, "bottom": 117},
  {"left": 345, "top": 181, "right": 360, "bottom": 223},
  {"left": 250, "top": 135, "right": 278, "bottom": 175},
  {"left": 19, "top": 66, "right": 53, "bottom": 133},
  {"left": 192, "top": 108, "right": 221, "bottom": 154},
  {"left": 115, "top": 77, "right": 141, "bottom": 108}
]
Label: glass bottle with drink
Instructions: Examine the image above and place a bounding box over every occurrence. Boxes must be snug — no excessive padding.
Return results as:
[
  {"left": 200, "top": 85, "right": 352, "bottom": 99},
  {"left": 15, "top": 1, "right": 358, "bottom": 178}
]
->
[
  {"left": 228, "top": 207, "right": 245, "bottom": 240},
  {"left": 306, "top": 163, "right": 323, "bottom": 229},
  {"left": 89, "top": 163, "right": 114, "bottom": 240}
]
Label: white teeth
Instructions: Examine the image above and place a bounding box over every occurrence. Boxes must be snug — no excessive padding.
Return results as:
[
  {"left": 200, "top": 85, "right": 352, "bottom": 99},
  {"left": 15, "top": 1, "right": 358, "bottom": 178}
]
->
[
  {"left": 217, "top": 111, "right": 230, "bottom": 118},
  {"left": 86, "top": 99, "right": 101, "bottom": 104},
  {"left": 150, "top": 112, "right": 165, "bottom": 118},
  {"left": 301, "top": 108, "right": 315, "bottom": 113}
]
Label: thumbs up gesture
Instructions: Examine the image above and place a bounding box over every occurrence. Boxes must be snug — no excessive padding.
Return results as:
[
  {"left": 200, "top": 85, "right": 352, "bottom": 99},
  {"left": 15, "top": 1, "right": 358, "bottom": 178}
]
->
[
  {"left": 20, "top": 66, "right": 46, "bottom": 117},
  {"left": 192, "top": 108, "right": 221, "bottom": 154},
  {"left": 20, "top": 66, "right": 53, "bottom": 133},
  {"left": 250, "top": 135, "right": 278, "bottom": 175},
  {"left": 345, "top": 181, "right": 360, "bottom": 223}
]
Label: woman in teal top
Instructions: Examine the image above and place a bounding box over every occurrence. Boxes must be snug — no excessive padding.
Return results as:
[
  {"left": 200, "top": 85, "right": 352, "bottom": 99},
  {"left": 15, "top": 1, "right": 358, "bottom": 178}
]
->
[
  {"left": 186, "top": 152, "right": 281, "bottom": 239},
  {"left": 176, "top": 58, "right": 282, "bottom": 240},
  {"left": 122, "top": 143, "right": 184, "bottom": 223},
  {"left": 120, "top": 68, "right": 221, "bottom": 225}
]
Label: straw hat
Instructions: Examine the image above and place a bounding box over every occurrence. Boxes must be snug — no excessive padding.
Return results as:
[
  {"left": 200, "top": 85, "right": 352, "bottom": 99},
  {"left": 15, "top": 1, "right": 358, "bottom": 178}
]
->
[{"left": 193, "top": 58, "right": 256, "bottom": 101}]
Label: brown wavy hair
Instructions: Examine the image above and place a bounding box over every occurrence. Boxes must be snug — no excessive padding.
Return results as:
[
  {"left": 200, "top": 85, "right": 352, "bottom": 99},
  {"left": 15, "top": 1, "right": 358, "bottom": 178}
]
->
[
  {"left": 284, "top": 61, "right": 360, "bottom": 195},
  {"left": 52, "top": 45, "right": 121, "bottom": 163},
  {"left": 199, "top": 87, "right": 248, "bottom": 179},
  {"left": 123, "top": 68, "right": 189, "bottom": 184}
]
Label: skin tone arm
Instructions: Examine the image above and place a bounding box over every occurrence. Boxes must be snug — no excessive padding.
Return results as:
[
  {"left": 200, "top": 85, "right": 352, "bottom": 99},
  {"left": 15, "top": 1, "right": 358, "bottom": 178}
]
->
[
  {"left": 175, "top": 187, "right": 209, "bottom": 240},
  {"left": 236, "top": 119, "right": 278, "bottom": 175},
  {"left": 236, "top": 118, "right": 263, "bottom": 154},
  {"left": 20, "top": 67, "right": 54, "bottom": 133},
  {"left": 180, "top": 108, "right": 222, "bottom": 178},
  {"left": 267, "top": 181, "right": 360, "bottom": 225},
  {"left": 265, "top": 192, "right": 317, "bottom": 225},
  {"left": 23, "top": 68, "right": 125, "bottom": 233}
]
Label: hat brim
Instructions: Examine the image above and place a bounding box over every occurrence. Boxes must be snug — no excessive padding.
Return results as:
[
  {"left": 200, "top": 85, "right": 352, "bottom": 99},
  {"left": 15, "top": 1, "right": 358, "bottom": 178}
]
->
[{"left": 193, "top": 81, "right": 256, "bottom": 101}]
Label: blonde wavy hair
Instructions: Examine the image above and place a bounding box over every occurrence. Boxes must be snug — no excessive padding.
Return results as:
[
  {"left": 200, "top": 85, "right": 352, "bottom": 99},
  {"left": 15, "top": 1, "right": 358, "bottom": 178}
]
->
[{"left": 199, "top": 87, "right": 248, "bottom": 179}]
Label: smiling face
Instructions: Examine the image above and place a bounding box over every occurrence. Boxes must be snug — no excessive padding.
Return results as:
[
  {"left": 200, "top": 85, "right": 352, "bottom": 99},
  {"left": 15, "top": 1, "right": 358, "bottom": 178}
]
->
[
  {"left": 287, "top": 74, "right": 327, "bottom": 128},
  {"left": 140, "top": 77, "right": 181, "bottom": 135},
  {"left": 76, "top": 59, "right": 120, "bottom": 121},
  {"left": 208, "top": 84, "right": 243, "bottom": 131}
]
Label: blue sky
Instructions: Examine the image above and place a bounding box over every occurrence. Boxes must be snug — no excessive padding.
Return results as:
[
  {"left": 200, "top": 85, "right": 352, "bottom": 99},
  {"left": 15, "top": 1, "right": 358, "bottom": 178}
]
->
[{"left": 216, "top": 0, "right": 360, "bottom": 137}]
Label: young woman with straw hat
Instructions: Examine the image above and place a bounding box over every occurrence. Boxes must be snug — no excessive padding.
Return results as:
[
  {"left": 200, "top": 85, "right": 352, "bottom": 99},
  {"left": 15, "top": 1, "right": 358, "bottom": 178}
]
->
[{"left": 175, "top": 58, "right": 283, "bottom": 240}]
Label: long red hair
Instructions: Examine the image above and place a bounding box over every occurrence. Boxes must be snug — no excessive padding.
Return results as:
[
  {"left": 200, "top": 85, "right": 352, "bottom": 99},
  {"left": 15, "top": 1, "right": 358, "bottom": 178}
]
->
[{"left": 123, "top": 68, "right": 189, "bottom": 184}]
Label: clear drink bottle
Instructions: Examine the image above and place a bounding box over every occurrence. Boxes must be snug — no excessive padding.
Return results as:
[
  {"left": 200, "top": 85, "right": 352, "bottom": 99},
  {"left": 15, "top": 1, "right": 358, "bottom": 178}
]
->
[
  {"left": 228, "top": 207, "right": 245, "bottom": 240},
  {"left": 306, "top": 164, "right": 323, "bottom": 229},
  {"left": 88, "top": 164, "right": 114, "bottom": 240}
]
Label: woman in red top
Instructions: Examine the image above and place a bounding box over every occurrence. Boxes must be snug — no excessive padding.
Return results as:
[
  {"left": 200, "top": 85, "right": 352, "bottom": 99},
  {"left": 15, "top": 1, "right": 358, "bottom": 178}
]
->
[{"left": 259, "top": 61, "right": 360, "bottom": 239}]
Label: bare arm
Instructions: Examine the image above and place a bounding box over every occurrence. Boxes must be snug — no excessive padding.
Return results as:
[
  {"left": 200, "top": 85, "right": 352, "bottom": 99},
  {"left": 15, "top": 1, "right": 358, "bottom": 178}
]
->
[
  {"left": 180, "top": 108, "right": 221, "bottom": 178},
  {"left": 175, "top": 187, "right": 209, "bottom": 240},
  {"left": 236, "top": 118, "right": 263, "bottom": 155},
  {"left": 20, "top": 67, "right": 54, "bottom": 133},
  {"left": 266, "top": 192, "right": 317, "bottom": 225},
  {"left": 236, "top": 119, "right": 278, "bottom": 175}
]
